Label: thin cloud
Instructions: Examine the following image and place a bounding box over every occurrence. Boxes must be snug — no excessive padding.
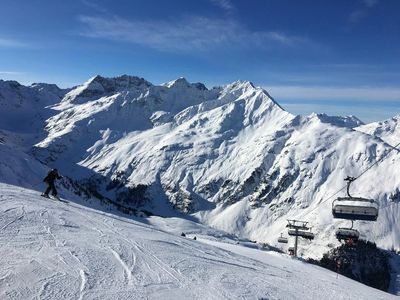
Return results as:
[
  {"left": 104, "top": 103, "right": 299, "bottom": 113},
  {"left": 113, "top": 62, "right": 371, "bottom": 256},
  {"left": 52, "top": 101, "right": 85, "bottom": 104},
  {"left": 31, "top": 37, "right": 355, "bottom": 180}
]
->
[
  {"left": 81, "top": 0, "right": 108, "bottom": 13},
  {"left": 265, "top": 85, "right": 400, "bottom": 102},
  {"left": 349, "top": 10, "right": 368, "bottom": 23},
  {"left": 363, "top": 0, "right": 378, "bottom": 8},
  {"left": 78, "top": 15, "right": 312, "bottom": 52},
  {"left": 349, "top": 0, "right": 379, "bottom": 23},
  {"left": 0, "top": 71, "right": 24, "bottom": 75},
  {"left": 0, "top": 38, "right": 27, "bottom": 48},
  {"left": 209, "top": 0, "right": 234, "bottom": 12}
]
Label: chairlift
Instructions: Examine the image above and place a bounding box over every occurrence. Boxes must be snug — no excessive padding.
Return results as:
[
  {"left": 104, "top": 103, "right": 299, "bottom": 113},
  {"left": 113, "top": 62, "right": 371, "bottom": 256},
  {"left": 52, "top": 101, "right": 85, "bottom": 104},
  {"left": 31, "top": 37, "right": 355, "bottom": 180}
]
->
[
  {"left": 299, "top": 230, "right": 315, "bottom": 240},
  {"left": 286, "top": 220, "right": 308, "bottom": 230},
  {"left": 335, "top": 228, "right": 360, "bottom": 242},
  {"left": 288, "top": 229, "right": 314, "bottom": 240},
  {"left": 335, "top": 219, "right": 360, "bottom": 242},
  {"left": 278, "top": 233, "right": 288, "bottom": 244},
  {"left": 332, "top": 177, "right": 379, "bottom": 221}
]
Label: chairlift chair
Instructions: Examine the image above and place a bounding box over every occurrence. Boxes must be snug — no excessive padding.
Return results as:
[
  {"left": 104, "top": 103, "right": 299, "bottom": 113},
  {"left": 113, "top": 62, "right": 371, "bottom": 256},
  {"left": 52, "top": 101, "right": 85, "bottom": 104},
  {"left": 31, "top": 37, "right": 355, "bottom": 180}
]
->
[
  {"left": 332, "top": 177, "right": 379, "bottom": 221},
  {"left": 288, "top": 229, "right": 314, "bottom": 240},
  {"left": 299, "top": 230, "right": 315, "bottom": 240},
  {"left": 278, "top": 233, "right": 288, "bottom": 244},
  {"left": 335, "top": 227, "right": 360, "bottom": 242},
  {"left": 332, "top": 197, "right": 379, "bottom": 221}
]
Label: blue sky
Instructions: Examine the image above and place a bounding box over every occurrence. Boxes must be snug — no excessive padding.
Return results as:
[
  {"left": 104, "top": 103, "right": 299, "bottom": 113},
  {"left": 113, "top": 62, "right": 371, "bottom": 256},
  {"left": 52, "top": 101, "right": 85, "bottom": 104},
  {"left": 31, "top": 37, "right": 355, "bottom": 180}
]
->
[{"left": 0, "top": 0, "right": 399, "bottom": 122}]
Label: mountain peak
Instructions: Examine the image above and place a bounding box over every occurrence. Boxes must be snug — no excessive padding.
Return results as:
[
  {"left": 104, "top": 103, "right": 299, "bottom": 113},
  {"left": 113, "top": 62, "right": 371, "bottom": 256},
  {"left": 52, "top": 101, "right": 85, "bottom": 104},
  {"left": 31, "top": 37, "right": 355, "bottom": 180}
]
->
[
  {"left": 356, "top": 113, "right": 400, "bottom": 146},
  {"left": 226, "top": 80, "right": 256, "bottom": 91},
  {"left": 164, "top": 77, "right": 190, "bottom": 88},
  {"left": 30, "top": 82, "right": 62, "bottom": 92},
  {"left": 62, "top": 74, "right": 152, "bottom": 105},
  {"left": 88, "top": 74, "right": 103, "bottom": 82},
  {"left": 163, "top": 77, "right": 209, "bottom": 92},
  {"left": 307, "top": 113, "right": 364, "bottom": 128},
  {"left": 0, "top": 79, "right": 22, "bottom": 89},
  {"left": 87, "top": 74, "right": 152, "bottom": 90},
  {"left": 219, "top": 80, "right": 287, "bottom": 112}
]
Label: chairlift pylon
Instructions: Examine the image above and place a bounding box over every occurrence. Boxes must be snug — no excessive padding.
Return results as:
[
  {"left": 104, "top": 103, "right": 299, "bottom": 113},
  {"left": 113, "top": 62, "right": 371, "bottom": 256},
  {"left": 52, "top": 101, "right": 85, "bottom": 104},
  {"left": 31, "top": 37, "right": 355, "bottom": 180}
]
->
[
  {"left": 286, "top": 219, "right": 315, "bottom": 257},
  {"left": 287, "top": 220, "right": 315, "bottom": 241}
]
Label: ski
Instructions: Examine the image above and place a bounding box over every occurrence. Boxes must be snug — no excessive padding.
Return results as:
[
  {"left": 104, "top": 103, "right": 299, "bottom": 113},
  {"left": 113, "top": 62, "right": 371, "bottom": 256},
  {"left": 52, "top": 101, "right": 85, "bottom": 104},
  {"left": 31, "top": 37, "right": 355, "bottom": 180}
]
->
[
  {"left": 53, "top": 197, "right": 69, "bottom": 204},
  {"left": 41, "top": 193, "right": 69, "bottom": 203}
]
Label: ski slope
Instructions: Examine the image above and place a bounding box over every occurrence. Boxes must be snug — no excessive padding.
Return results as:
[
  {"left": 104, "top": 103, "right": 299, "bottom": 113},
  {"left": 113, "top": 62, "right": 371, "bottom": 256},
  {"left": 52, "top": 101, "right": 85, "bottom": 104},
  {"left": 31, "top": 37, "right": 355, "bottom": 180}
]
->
[{"left": 0, "top": 183, "right": 396, "bottom": 299}]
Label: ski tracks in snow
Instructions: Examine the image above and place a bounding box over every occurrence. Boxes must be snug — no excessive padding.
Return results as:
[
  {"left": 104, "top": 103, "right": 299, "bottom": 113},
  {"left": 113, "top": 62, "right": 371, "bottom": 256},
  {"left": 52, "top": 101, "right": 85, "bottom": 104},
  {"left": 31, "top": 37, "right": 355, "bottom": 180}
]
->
[
  {"left": 77, "top": 210, "right": 222, "bottom": 298},
  {"left": 1, "top": 184, "right": 395, "bottom": 299},
  {"left": 78, "top": 269, "right": 87, "bottom": 300},
  {"left": 86, "top": 212, "right": 185, "bottom": 287},
  {"left": 0, "top": 205, "right": 25, "bottom": 231},
  {"left": 70, "top": 206, "right": 278, "bottom": 299},
  {"left": 110, "top": 248, "right": 136, "bottom": 287}
]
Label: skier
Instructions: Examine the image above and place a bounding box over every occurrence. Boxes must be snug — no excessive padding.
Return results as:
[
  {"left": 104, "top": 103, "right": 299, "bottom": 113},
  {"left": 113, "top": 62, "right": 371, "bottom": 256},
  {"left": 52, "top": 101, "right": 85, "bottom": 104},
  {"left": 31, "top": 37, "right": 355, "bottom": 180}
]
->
[{"left": 41, "top": 168, "right": 62, "bottom": 199}]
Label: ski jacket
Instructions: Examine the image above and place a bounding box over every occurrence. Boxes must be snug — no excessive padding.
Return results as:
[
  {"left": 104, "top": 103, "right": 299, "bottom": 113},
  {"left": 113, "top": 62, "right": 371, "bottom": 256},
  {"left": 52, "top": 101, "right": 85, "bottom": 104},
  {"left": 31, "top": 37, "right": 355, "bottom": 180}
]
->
[{"left": 43, "top": 170, "right": 62, "bottom": 184}]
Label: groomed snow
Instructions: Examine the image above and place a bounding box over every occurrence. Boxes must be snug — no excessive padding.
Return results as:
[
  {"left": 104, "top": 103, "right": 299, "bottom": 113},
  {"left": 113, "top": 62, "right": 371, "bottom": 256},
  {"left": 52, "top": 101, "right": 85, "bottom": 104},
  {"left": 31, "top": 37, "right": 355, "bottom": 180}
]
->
[{"left": 0, "top": 183, "right": 396, "bottom": 299}]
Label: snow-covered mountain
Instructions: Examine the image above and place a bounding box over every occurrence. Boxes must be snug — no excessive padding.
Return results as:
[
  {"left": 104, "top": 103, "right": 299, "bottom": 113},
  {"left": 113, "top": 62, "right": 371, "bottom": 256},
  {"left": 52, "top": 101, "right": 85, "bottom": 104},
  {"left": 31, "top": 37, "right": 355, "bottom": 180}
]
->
[
  {"left": 0, "top": 79, "right": 68, "bottom": 151},
  {"left": 2, "top": 75, "right": 399, "bottom": 260},
  {"left": 356, "top": 115, "right": 400, "bottom": 147}
]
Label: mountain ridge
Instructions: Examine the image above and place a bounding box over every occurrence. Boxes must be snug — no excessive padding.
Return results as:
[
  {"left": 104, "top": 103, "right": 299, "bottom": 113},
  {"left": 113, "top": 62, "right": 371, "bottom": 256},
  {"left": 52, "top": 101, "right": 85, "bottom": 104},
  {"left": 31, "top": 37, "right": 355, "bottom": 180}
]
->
[
  {"left": 1, "top": 74, "right": 399, "bottom": 259},
  {"left": 356, "top": 115, "right": 400, "bottom": 147}
]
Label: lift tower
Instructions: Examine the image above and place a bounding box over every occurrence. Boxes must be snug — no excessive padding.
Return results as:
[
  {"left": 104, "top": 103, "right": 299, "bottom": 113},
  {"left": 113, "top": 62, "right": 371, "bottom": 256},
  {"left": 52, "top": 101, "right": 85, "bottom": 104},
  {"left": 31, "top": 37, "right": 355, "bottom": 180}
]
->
[{"left": 286, "top": 219, "right": 314, "bottom": 257}]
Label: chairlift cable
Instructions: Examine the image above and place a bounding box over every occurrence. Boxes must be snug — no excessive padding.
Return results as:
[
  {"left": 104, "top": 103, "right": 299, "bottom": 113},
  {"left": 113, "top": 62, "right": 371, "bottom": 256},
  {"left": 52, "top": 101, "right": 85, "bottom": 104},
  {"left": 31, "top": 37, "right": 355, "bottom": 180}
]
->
[
  {"left": 305, "top": 140, "right": 400, "bottom": 217},
  {"left": 352, "top": 141, "right": 400, "bottom": 182}
]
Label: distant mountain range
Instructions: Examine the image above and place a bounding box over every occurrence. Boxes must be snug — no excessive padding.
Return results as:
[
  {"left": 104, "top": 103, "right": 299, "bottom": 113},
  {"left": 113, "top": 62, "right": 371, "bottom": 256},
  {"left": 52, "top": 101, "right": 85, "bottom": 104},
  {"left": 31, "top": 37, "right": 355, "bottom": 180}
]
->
[{"left": 0, "top": 75, "right": 399, "bottom": 258}]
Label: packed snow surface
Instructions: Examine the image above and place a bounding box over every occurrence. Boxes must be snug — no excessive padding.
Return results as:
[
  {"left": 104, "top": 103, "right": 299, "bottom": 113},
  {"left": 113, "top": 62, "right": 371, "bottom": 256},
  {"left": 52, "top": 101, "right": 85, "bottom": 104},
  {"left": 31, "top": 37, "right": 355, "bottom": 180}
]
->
[{"left": 0, "top": 183, "right": 396, "bottom": 299}]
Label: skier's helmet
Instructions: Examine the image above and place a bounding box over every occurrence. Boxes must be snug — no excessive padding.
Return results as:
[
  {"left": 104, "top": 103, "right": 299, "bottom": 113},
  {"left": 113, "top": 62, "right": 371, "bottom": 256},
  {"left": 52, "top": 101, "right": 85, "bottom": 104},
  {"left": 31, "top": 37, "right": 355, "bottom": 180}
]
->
[{"left": 53, "top": 168, "right": 58, "bottom": 172}]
